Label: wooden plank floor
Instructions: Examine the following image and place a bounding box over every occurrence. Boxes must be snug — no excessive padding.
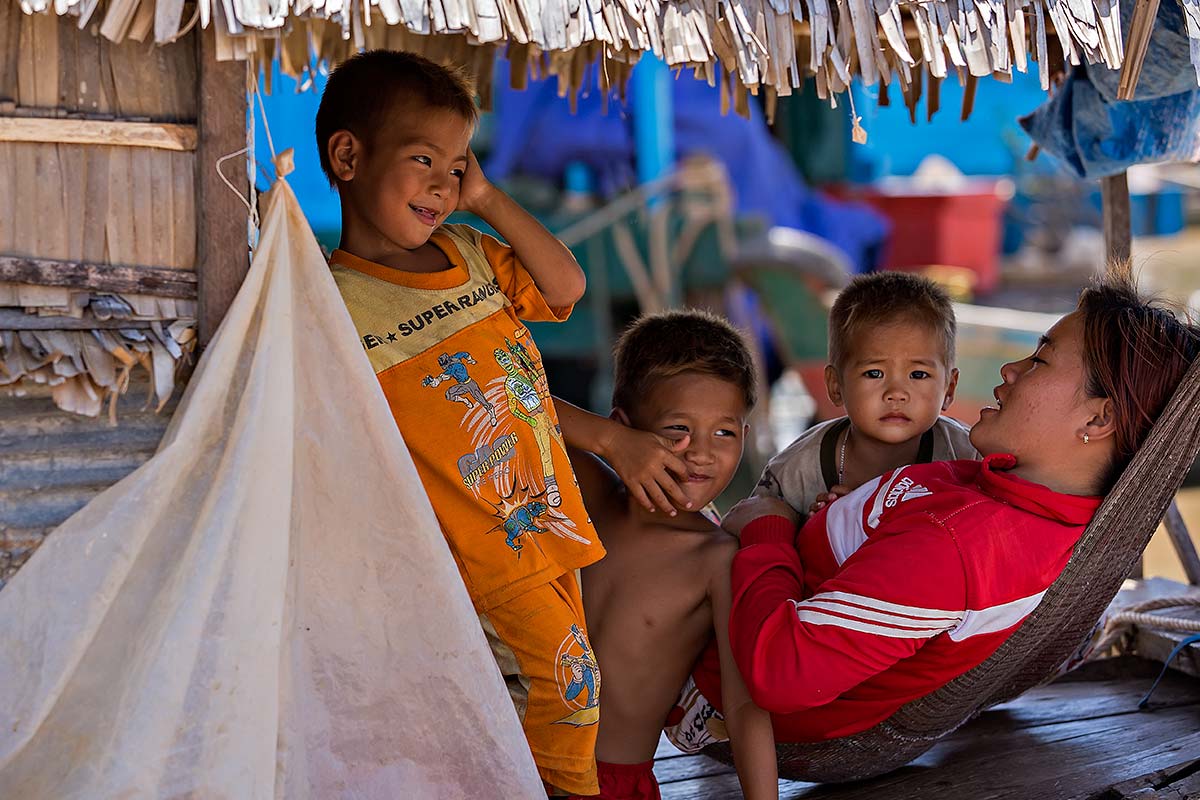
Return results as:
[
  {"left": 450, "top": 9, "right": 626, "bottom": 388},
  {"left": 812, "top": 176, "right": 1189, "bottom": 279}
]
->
[{"left": 653, "top": 658, "right": 1200, "bottom": 799}]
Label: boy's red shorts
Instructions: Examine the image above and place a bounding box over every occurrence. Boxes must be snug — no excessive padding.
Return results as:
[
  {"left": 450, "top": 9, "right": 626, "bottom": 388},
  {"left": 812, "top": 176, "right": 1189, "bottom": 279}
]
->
[{"left": 570, "top": 760, "right": 660, "bottom": 800}]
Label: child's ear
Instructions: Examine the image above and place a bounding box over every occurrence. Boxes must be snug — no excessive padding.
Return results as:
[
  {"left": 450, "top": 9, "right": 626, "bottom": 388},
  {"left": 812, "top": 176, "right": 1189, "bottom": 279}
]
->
[
  {"left": 610, "top": 407, "right": 632, "bottom": 427},
  {"left": 942, "top": 367, "right": 960, "bottom": 412},
  {"left": 824, "top": 364, "right": 844, "bottom": 407},
  {"left": 327, "top": 130, "right": 361, "bottom": 182}
]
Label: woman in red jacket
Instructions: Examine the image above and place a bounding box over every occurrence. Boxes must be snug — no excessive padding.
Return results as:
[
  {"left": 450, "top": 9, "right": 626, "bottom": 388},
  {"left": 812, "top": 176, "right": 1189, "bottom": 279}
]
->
[{"left": 690, "top": 275, "right": 1200, "bottom": 746}]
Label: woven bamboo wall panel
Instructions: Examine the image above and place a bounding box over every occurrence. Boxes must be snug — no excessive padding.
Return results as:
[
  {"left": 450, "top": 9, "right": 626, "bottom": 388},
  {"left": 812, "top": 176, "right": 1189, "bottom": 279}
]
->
[
  {"left": 0, "top": 380, "right": 174, "bottom": 588},
  {"left": 0, "top": 5, "right": 196, "bottom": 121},
  {"left": 0, "top": 142, "right": 195, "bottom": 270}
]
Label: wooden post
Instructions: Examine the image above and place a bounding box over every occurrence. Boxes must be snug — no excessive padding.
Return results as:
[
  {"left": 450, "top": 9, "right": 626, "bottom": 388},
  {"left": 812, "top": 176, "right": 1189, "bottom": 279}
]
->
[
  {"left": 1118, "top": 0, "right": 1162, "bottom": 100},
  {"left": 1101, "top": 172, "right": 1144, "bottom": 577},
  {"left": 1101, "top": 172, "right": 1132, "bottom": 264},
  {"left": 1164, "top": 503, "right": 1200, "bottom": 586},
  {"left": 196, "top": 30, "right": 249, "bottom": 346},
  {"left": 1103, "top": 171, "right": 1200, "bottom": 585}
]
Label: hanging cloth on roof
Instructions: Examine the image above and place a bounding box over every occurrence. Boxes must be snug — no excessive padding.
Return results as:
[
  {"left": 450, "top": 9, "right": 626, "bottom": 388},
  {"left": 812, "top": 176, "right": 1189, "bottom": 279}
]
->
[
  {"left": 0, "top": 156, "right": 545, "bottom": 799},
  {"left": 1020, "top": 0, "right": 1200, "bottom": 179}
]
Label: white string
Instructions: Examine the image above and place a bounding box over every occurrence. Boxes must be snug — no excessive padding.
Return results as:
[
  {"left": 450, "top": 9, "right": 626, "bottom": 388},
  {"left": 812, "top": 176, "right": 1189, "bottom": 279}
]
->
[
  {"left": 252, "top": 67, "right": 278, "bottom": 165},
  {"left": 215, "top": 146, "right": 255, "bottom": 219},
  {"left": 245, "top": 61, "right": 261, "bottom": 252},
  {"left": 161, "top": 3, "right": 200, "bottom": 44},
  {"left": 211, "top": 64, "right": 272, "bottom": 255}
]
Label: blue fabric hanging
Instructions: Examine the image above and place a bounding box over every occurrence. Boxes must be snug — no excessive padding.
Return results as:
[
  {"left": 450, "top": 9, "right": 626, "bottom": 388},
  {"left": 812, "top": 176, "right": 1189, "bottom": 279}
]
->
[{"left": 1020, "top": 0, "right": 1200, "bottom": 178}]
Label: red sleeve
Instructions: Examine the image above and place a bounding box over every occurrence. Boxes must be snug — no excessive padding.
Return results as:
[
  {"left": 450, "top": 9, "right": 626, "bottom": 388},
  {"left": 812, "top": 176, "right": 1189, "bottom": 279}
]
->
[
  {"left": 729, "top": 518, "right": 968, "bottom": 715},
  {"left": 738, "top": 514, "right": 797, "bottom": 548}
]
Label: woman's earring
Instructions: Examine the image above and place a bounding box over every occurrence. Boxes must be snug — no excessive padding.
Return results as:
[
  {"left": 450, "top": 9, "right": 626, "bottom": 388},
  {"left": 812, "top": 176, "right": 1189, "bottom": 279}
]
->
[{"left": 1083, "top": 433, "right": 1090, "bottom": 444}]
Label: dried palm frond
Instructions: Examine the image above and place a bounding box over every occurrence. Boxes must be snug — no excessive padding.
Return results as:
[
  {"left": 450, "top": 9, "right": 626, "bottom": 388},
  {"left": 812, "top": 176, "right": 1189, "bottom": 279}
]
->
[{"left": 20, "top": 0, "right": 1164, "bottom": 116}]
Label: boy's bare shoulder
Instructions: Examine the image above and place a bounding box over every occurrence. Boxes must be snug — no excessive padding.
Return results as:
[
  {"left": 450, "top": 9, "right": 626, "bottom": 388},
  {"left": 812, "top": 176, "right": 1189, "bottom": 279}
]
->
[
  {"left": 665, "top": 516, "right": 739, "bottom": 577},
  {"left": 699, "top": 522, "right": 738, "bottom": 577}
]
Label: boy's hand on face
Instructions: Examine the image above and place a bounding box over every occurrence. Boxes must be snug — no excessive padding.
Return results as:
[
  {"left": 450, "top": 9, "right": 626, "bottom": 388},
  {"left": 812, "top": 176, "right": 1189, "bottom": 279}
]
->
[
  {"left": 807, "top": 485, "right": 849, "bottom": 516},
  {"left": 604, "top": 426, "right": 692, "bottom": 515},
  {"left": 456, "top": 149, "right": 497, "bottom": 216},
  {"left": 722, "top": 496, "right": 800, "bottom": 539}
]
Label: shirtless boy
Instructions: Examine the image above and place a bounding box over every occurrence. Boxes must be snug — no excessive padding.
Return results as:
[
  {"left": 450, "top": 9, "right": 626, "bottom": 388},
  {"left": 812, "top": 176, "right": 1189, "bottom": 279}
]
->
[{"left": 568, "top": 310, "right": 777, "bottom": 800}]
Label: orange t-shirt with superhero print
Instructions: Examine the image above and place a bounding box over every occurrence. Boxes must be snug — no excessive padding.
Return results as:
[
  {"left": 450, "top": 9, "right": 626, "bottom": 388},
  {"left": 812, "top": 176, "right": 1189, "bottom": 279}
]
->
[{"left": 330, "top": 224, "right": 604, "bottom": 612}]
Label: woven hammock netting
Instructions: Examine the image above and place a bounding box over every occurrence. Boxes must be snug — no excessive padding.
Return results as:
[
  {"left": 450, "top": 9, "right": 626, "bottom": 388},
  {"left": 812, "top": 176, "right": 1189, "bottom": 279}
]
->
[{"left": 704, "top": 330, "right": 1200, "bottom": 782}]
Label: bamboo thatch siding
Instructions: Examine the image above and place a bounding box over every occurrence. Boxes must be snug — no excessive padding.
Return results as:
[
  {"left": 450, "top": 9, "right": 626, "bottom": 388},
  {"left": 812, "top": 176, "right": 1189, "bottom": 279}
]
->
[
  {"left": 0, "top": 7, "right": 196, "bottom": 119},
  {"left": 0, "top": 10, "right": 202, "bottom": 417},
  {"left": 0, "top": 144, "right": 196, "bottom": 270},
  {"left": 0, "top": 14, "right": 223, "bottom": 578},
  {"left": 0, "top": 381, "right": 175, "bottom": 591},
  {"left": 0, "top": 9, "right": 198, "bottom": 271}
]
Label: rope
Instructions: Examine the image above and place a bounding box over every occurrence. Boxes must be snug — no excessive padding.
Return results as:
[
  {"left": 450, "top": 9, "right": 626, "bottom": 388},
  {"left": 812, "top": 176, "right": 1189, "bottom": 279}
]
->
[
  {"left": 1093, "top": 596, "right": 1200, "bottom": 656},
  {"left": 160, "top": 3, "right": 200, "bottom": 44},
  {"left": 215, "top": 147, "right": 255, "bottom": 220},
  {"left": 252, "top": 68, "right": 277, "bottom": 164}
]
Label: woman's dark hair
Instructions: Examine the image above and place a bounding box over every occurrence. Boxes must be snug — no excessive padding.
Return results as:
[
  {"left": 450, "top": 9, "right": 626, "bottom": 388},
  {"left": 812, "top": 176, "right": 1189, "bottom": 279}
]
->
[{"left": 1078, "top": 267, "right": 1200, "bottom": 490}]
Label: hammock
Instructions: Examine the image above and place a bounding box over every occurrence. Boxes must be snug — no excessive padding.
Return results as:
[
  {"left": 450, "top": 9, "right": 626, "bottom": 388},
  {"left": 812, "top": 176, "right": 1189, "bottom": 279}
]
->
[
  {"left": 0, "top": 161, "right": 546, "bottom": 799},
  {"left": 704, "top": 343, "right": 1200, "bottom": 782}
]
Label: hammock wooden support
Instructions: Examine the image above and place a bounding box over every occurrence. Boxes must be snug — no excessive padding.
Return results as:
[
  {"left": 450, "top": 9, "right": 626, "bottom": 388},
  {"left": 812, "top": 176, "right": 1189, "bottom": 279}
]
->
[
  {"left": 1164, "top": 503, "right": 1200, "bottom": 585},
  {"left": 703, "top": 333, "right": 1200, "bottom": 781},
  {"left": 1102, "top": 171, "right": 1200, "bottom": 586}
]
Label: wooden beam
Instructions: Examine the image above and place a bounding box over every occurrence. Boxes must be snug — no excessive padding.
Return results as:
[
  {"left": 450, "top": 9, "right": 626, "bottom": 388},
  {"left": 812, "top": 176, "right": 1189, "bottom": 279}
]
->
[
  {"left": 1102, "top": 172, "right": 1132, "bottom": 264},
  {"left": 0, "top": 116, "right": 198, "bottom": 151},
  {"left": 961, "top": 74, "right": 978, "bottom": 121},
  {"left": 1101, "top": 171, "right": 1141, "bottom": 578},
  {"left": 1132, "top": 621, "right": 1200, "bottom": 679},
  {"left": 1103, "top": 172, "right": 1200, "bottom": 585},
  {"left": 1118, "top": 0, "right": 1162, "bottom": 100},
  {"left": 0, "top": 255, "right": 198, "bottom": 299},
  {"left": 195, "top": 30, "right": 249, "bottom": 347},
  {"left": 1104, "top": 759, "right": 1200, "bottom": 800},
  {"left": 1163, "top": 501, "right": 1200, "bottom": 586},
  {"left": 0, "top": 309, "right": 157, "bottom": 330}
]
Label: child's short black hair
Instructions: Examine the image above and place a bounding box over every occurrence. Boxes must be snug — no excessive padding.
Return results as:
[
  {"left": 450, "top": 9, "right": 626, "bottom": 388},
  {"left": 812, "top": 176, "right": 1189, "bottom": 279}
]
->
[
  {"left": 315, "top": 50, "right": 478, "bottom": 184},
  {"left": 828, "top": 271, "right": 957, "bottom": 369},
  {"left": 612, "top": 309, "right": 757, "bottom": 413}
]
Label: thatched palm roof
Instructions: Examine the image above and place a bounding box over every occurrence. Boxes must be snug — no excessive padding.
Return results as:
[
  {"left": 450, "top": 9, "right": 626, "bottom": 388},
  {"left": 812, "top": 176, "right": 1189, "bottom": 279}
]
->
[{"left": 15, "top": 0, "right": 1189, "bottom": 116}]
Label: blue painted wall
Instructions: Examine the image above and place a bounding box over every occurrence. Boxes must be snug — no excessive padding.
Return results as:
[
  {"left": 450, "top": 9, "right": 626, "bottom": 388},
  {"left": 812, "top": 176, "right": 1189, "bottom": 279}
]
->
[
  {"left": 847, "top": 70, "right": 1047, "bottom": 179},
  {"left": 254, "top": 70, "right": 341, "bottom": 243}
]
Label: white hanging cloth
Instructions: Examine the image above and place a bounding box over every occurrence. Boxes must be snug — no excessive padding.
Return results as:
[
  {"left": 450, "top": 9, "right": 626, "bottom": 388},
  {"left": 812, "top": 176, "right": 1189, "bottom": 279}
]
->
[{"left": 0, "top": 163, "right": 545, "bottom": 800}]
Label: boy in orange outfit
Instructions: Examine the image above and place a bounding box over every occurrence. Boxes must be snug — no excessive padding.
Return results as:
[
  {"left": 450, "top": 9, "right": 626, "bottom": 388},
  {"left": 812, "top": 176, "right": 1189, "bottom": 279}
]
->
[{"left": 317, "top": 51, "right": 691, "bottom": 796}]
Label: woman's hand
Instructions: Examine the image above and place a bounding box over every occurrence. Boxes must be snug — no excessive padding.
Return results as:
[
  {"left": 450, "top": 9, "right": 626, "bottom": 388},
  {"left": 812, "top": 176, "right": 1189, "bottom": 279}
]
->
[
  {"left": 808, "top": 484, "right": 850, "bottom": 516},
  {"left": 722, "top": 495, "right": 800, "bottom": 538}
]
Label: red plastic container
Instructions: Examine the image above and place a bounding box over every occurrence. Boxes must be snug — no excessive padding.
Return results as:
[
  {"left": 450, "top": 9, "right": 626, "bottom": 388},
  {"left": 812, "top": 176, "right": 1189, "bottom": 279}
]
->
[{"left": 859, "top": 186, "right": 1006, "bottom": 294}]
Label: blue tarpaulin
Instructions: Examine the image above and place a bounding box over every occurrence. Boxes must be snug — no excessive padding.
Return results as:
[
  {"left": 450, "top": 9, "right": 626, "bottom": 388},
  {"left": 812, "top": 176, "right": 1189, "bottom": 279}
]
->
[
  {"left": 1021, "top": 0, "right": 1200, "bottom": 179},
  {"left": 485, "top": 60, "right": 888, "bottom": 272}
]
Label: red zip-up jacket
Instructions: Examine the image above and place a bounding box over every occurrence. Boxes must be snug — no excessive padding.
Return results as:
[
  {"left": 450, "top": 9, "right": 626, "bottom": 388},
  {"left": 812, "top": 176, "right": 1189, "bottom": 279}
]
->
[{"left": 695, "top": 455, "right": 1101, "bottom": 742}]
